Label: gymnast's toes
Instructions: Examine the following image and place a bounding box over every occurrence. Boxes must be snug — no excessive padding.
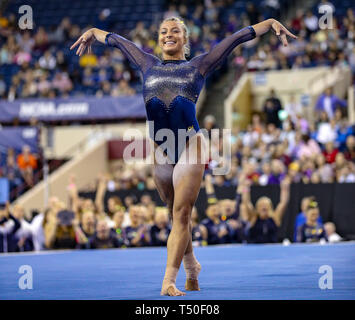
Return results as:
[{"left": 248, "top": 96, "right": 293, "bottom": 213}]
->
[{"left": 161, "top": 283, "right": 186, "bottom": 296}]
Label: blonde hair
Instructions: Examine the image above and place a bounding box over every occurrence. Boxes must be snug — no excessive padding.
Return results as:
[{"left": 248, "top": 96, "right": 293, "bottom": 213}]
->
[{"left": 160, "top": 16, "right": 190, "bottom": 57}]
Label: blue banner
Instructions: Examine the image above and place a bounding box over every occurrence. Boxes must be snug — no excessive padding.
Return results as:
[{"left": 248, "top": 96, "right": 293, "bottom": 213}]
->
[
  {"left": 0, "top": 96, "right": 146, "bottom": 123},
  {"left": 0, "top": 127, "right": 39, "bottom": 155},
  {"left": 0, "top": 178, "right": 9, "bottom": 204}
]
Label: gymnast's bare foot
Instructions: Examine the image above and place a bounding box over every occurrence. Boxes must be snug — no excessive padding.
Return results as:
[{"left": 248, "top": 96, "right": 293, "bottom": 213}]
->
[
  {"left": 161, "top": 281, "right": 186, "bottom": 296},
  {"left": 184, "top": 260, "right": 201, "bottom": 291}
]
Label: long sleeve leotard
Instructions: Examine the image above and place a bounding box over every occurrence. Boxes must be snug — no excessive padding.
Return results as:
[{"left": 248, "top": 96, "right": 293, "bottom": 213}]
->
[{"left": 106, "top": 26, "right": 256, "bottom": 163}]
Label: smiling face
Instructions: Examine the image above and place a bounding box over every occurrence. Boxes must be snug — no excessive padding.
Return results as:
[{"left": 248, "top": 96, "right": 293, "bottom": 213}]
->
[{"left": 159, "top": 19, "right": 187, "bottom": 59}]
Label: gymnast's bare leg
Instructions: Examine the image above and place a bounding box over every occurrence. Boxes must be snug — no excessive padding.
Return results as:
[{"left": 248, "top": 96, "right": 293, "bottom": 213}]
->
[
  {"left": 153, "top": 133, "right": 206, "bottom": 296},
  {"left": 153, "top": 156, "right": 201, "bottom": 292}
]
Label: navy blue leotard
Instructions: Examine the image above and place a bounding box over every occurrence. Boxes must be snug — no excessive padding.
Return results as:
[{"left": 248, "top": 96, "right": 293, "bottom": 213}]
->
[{"left": 105, "top": 26, "right": 256, "bottom": 163}]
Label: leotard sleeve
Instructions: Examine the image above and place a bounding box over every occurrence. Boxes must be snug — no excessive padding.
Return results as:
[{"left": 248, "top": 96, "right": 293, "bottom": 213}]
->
[
  {"left": 190, "top": 26, "right": 256, "bottom": 77},
  {"left": 105, "top": 33, "right": 159, "bottom": 73}
]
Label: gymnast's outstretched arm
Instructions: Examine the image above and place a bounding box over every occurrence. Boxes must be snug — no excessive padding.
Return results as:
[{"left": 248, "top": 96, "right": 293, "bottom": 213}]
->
[
  {"left": 191, "top": 18, "right": 297, "bottom": 77},
  {"left": 70, "top": 28, "right": 158, "bottom": 72}
]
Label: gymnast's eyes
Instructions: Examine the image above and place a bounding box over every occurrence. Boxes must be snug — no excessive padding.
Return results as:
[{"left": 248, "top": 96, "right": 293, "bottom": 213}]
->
[{"left": 160, "top": 28, "right": 181, "bottom": 35}]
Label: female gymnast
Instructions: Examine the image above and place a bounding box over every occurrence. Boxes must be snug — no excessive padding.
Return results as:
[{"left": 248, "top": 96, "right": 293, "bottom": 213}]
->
[{"left": 71, "top": 16, "right": 297, "bottom": 296}]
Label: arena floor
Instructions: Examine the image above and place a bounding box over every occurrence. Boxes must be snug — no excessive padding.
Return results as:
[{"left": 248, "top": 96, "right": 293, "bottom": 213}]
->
[{"left": 1, "top": 242, "right": 354, "bottom": 300}]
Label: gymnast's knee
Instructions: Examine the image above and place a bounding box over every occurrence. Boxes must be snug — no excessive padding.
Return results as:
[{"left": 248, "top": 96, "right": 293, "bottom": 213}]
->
[{"left": 173, "top": 204, "right": 192, "bottom": 228}]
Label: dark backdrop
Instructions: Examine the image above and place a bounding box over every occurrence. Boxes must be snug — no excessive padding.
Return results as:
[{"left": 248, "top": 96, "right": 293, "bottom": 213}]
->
[{"left": 80, "top": 183, "right": 355, "bottom": 241}]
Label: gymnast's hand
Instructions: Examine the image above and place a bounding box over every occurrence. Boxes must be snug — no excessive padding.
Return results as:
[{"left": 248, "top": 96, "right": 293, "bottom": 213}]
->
[
  {"left": 70, "top": 28, "right": 97, "bottom": 56},
  {"left": 270, "top": 19, "right": 298, "bottom": 47},
  {"left": 252, "top": 18, "right": 298, "bottom": 47}
]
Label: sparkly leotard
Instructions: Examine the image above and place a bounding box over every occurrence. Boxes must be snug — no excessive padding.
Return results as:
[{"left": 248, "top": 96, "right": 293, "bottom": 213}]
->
[{"left": 106, "top": 26, "right": 256, "bottom": 163}]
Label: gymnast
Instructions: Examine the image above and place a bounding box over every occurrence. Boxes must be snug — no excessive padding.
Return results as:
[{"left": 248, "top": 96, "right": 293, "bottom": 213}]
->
[{"left": 71, "top": 16, "right": 297, "bottom": 296}]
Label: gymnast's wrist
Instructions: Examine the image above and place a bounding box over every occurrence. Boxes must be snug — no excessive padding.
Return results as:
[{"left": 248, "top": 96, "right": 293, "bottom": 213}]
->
[{"left": 267, "top": 18, "right": 276, "bottom": 26}]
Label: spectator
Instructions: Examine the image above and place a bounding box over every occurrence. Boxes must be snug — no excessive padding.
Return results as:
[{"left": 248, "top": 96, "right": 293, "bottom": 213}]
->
[
  {"left": 294, "top": 196, "right": 323, "bottom": 241},
  {"left": 2, "top": 152, "right": 22, "bottom": 194},
  {"left": 315, "top": 88, "right": 347, "bottom": 120},
  {"left": 52, "top": 71, "right": 73, "bottom": 94},
  {"left": 317, "top": 118, "right": 337, "bottom": 145},
  {"left": 263, "top": 89, "right": 282, "bottom": 128},
  {"left": 12, "top": 204, "right": 34, "bottom": 252},
  {"left": 201, "top": 174, "right": 233, "bottom": 245},
  {"left": 33, "top": 26, "right": 49, "bottom": 53},
  {"left": 336, "top": 119, "right": 353, "bottom": 151},
  {"left": 296, "top": 134, "right": 321, "bottom": 159},
  {"left": 79, "top": 52, "right": 98, "bottom": 68},
  {"left": 75, "top": 211, "right": 96, "bottom": 249},
  {"left": 284, "top": 94, "right": 302, "bottom": 124},
  {"left": 259, "top": 162, "right": 272, "bottom": 186},
  {"left": 323, "top": 141, "right": 339, "bottom": 164},
  {"left": 17, "top": 145, "right": 37, "bottom": 187},
  {"left": 304, "top": 10, "right": 319, "bottom": 34},
  {"left": 44, "top": 205, "right": 77, "bottom": 250},
  {"left": 222, "top": 182, "right": 248, "bottom": 243},
  {"left": 324, "top": 222, "right": 342, "bottom": 243},
  {"left": 29, "top": 208, "right": 46, "bottom": 252},
  {"left": 123, "top": 205, "right": 150, "bottom": 247},
  {"left": 201, "top": 203, "right": 233, "bottom": 245},
  {"left": 111, "top": 79, "right": 135, "bottom": 96},
  {"left": 110, "top": 209, "right": 125, "bottom": 246},
  {"left": 343, "top": 135, "right": 355, "bottom": 162},
  {"left": 268, "top": 159, "right": 286, "bottom": 185},
  {"left": 315, "top": 154, "right": 334, "bottom": 183},
  {"left": 0, "top": 202, "right": 21, "bottom": 252},
  {"left": 89, "top": 219, "right": 121, "bottom": 249},
  {"left": 337, "top": 161, "right": 355, "bottom": 183},
  {"left": 18, "top": 30, "right": 35, "bottom": 53},
  {"left": 150, "top": 207, "right": 171, "bottom": 246},
  {"left": 296, "top": 200, "right": 327, "bottom": 243},
  {"left": 38, "top": 50, "right": 56, "bottom": 70},
  {"left": 241, "top": 176, "right": 290, "bottom": 243},
  {"left": 191, "top": 206, "right": 207, "bottom": 246}
]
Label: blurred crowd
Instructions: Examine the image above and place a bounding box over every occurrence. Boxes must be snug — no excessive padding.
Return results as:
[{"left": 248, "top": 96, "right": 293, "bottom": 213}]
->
[
  {"left": 238, "top": 2, "right": 355, "bottom": 76},
  {"left": 2, "top": 0, "right": 353, "bottom": 100},
  {"left": 3, "top": 85, "right": 351, "bottom": 253},
  {"left": 0, "top": 145, "right": 39, "bottom": 198},
  {"left": 0, "top": 170, "right": 343, "bottom": 253},
  {"left": 0, "top": 0, "right": 265, "bottom": 100},
  {"left": 0, "top": 1, "right": 353, "bottom": 252},
  {"left": 77, "top": 86, "right": 354, "bottom": 193}
]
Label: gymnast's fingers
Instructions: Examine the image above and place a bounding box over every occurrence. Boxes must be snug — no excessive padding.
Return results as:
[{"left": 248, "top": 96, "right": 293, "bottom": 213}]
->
[
  {"left": 70, "top": 36, "right": 83, "bottom": 50},
  {"left": 76, "top": 42, "right": 86, "bottom": 56},
  {"left": 272, "top": 22, "right": 281, "bottom": 36},
  {"left": 280, "top": 33, "right": 288, "bottom": 46},
  {"left": 283, "top": 26, "right": 298, "bottom": 39}
]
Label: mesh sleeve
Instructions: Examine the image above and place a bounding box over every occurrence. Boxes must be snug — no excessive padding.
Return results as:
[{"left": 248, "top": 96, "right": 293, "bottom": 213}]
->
[
  {"left": 105, "top": 33, "right": 158, "bottom": 73},
  {"left": 190, "top": 26, "right": 256, "bottom": 76}
]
